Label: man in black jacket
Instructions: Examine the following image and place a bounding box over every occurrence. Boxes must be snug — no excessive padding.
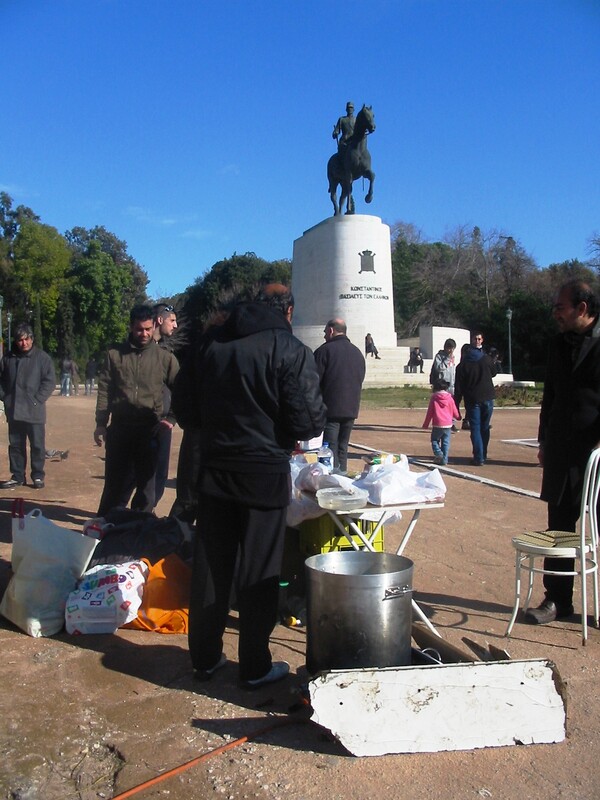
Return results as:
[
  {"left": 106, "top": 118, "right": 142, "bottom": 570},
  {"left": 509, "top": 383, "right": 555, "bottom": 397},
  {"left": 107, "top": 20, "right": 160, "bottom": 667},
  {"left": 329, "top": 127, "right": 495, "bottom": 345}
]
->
[
  {"left": 314, "top": 318, "right": 366, "bottom": 474},
  {"left": 527, "top": 280, "right": 600, "bottom": 624},
  {"left": 454, "top": 337, "right": 497, "bottom": 466},
  {"left": 0, "top": 323, "right": 56, "bottom": 489},
  {"left": 172, "top": 284, "right": 326, "bottom": 687}
]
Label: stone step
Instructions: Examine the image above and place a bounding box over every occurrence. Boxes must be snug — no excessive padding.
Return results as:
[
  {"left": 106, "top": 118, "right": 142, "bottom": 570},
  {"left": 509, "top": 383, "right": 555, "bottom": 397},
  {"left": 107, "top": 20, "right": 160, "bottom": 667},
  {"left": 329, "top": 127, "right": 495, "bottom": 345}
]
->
[{"left": 363, "top": 348, "right": 433, "bottom": 387}]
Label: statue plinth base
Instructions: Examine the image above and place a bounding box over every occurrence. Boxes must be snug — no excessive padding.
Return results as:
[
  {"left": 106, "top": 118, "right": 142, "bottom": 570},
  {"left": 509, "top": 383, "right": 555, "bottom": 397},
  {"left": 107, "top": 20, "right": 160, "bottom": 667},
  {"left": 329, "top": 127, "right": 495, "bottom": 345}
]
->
[{"left": 291, "top": 215, "right": 396, "bottom": 352}]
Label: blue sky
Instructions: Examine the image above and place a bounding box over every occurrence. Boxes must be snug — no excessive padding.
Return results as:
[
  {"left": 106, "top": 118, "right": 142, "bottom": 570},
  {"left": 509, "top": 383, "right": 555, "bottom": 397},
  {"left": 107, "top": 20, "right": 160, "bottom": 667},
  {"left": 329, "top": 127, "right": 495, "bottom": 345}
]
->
[{"left": 3, "top": 0, "right": 599, "bottom": 298}]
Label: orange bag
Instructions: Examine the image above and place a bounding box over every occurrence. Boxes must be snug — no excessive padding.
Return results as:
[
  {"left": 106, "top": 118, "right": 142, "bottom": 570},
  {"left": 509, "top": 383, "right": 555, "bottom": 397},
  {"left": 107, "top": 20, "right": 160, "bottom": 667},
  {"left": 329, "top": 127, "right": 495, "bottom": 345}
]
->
[{"left": 123, "top": 553, "right": 192, "bottom": 634}]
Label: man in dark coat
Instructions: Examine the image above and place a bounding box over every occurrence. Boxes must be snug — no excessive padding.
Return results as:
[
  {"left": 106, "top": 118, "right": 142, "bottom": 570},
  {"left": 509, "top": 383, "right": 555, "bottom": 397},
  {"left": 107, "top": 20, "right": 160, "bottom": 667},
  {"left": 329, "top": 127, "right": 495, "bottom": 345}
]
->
[
  {"left": 172, "top": 284, "right": 326, "bottom": 688},
  {"left": 314, "top": 318, "right": 366, "bottom": 474},
  {"left": 527, "top": 279, "right": 600, "bottom": 624},
  {"left": 0, "top": 323, "right": 56, "bottom": 489},
  {"left": 454, "top": 338, "right": 498, "bottom": 466}
]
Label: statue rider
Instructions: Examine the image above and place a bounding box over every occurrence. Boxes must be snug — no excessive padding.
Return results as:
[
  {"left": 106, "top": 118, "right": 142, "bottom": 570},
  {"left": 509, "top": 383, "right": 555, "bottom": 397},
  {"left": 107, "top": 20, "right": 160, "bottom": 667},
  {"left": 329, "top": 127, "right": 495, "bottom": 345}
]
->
[{"left": 332, "top": 101, "right": 355, "bottom": 154}]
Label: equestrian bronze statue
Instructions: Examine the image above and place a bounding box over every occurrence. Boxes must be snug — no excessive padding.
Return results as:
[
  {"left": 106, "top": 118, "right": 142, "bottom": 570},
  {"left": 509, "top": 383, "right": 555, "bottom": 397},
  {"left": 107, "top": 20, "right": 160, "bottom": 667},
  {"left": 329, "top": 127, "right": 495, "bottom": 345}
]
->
[{"left": 327, "top": 104, "right": 376, "bottom": 216}]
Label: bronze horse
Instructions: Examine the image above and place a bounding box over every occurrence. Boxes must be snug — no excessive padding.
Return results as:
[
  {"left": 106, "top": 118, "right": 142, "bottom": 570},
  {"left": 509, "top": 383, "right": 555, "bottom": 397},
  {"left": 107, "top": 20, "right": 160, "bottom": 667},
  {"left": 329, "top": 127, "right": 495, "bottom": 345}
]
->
[{"left": 327, "top": 105, "right": 376, "bottom": 215}]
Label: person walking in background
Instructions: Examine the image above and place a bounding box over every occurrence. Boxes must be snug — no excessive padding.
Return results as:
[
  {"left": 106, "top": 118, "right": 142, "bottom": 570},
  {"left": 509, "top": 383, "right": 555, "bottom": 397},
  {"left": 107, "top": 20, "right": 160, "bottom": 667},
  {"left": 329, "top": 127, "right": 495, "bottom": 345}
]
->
[
  {"left": 526, "top": 280, "right": 600, "bottom": 625},
  {"left": 365, "top": 332, "right": 381, "bottom": 359},
  {"left": 172, "top": 283, "right": 326, "bottom": 688},
  {"left": 314, "top": 318, "right": 365, "bottom": 475},
  {"left": 430, "top": 338, "right": 458, "bottom": 432},
  {"left": 422, "top": 379, "right": 461, "bottom": 465},
  {"left": 454, "top": 334, "right": 498, "bottom": 466},
  {"left": 71, "top": 360, "right": 80, "bottom": 395},
  {"left": 455, "top": 342, "right": 471, "bottom": 430},
  {"left": 94, "top": 305, "right": 179, "bottom": 515},
  {"left": 151, "top": 303, "right": 179, "bottom": 507},
  {"left": 84, "top": 357, "right": 97, "bottom": 395},
  {"left": 60, "top": 355, "right": 74, "bottom": 396},
  {"left": 429, "top": 338, "right": 457, "bottom": 394},
  {"left": 0, "top": 323, "right": 56, "bottom": 489}
]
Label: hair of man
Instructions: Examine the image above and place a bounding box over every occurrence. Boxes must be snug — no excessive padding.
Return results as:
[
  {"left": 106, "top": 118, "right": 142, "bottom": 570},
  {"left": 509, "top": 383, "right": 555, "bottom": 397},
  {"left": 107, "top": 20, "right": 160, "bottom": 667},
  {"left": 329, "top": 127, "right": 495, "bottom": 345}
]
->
[
  {"left": 560, "top": 279, "right": 600, "bottom": 319},
  {"left": 254, "top": 283, "right": 295, "bottom": 316},
  {"left": 15, "top": 323, "right": 34, "bottom": 341},
  {"left": 326, "top": 318, "right": 347, "bottom": 335},
  {"left": 129, "top": 305, "right": 154, "bottom": 325},
  {"left": 152, "top": 303, "right": 175, "bottom": 319}
]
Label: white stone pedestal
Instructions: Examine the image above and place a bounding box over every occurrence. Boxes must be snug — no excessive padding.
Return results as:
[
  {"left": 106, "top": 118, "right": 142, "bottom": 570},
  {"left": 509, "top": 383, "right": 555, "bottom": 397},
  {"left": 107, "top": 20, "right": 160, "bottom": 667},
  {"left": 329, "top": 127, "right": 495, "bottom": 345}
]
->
[{"left": 291, "top": 215, "right": 397, "bottom": 352}]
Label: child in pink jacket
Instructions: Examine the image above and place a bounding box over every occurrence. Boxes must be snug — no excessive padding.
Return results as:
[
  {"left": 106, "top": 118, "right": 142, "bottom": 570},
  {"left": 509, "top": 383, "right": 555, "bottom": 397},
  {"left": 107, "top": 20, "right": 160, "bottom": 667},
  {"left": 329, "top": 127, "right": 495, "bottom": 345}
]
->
[{"left": 422, "top": 379, "right": 461, "bottom": 465}]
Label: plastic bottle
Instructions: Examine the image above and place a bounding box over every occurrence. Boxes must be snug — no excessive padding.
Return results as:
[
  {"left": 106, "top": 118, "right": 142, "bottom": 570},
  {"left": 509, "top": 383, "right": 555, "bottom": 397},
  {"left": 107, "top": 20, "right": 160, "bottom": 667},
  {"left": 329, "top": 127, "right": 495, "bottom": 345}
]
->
[{"left": 318, "top": 441, "right": 334, "bottom": 472}]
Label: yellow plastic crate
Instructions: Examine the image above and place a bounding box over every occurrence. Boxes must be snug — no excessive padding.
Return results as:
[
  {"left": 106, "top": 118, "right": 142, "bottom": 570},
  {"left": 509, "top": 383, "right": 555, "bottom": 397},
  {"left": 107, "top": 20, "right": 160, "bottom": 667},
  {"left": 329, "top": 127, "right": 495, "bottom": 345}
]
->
[{"left": 298, "top": 514, "right": 384, "bottom": 555}]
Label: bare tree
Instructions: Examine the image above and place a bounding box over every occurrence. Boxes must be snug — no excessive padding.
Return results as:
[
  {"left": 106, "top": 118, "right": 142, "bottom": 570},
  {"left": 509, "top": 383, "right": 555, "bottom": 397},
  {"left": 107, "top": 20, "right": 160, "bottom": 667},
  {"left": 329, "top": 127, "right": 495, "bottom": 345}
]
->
[
  {"left": 389, "top": 220, "right": 424, "bottom": 246},
  {"left": 587, "top": 232, "right": 600, "bottom": 270}
]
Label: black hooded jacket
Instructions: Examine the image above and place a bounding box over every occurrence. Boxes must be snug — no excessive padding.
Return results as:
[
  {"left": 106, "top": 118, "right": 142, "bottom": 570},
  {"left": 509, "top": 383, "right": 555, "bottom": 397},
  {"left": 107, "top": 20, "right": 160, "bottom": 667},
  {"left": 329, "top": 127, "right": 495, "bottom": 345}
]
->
[{"left": 172, "top": 302, "right": 326, "bottom": 474}]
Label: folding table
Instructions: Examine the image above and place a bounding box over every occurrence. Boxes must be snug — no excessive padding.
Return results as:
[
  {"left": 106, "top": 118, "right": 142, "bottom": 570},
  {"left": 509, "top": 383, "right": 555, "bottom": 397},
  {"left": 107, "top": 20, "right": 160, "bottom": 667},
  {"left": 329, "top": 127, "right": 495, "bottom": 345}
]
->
[{"left": 315, "top": 500, "right": 444, "bottom": 634}]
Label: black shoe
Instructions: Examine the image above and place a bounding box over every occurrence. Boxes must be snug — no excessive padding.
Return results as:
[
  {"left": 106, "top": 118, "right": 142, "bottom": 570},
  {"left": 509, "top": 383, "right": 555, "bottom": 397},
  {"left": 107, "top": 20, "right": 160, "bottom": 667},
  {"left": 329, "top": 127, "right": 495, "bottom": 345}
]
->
[
  {"left": 32, "top": 479, "right": 45, "bottom": 490},
  {"left": 524, "top": 599, "right": 574, "bottom": 625},
  {"left": 470, "top": 459, "right": 485, "bottom": 466},
  {"left": 0, "top": 478, "right": 25, "bottom": 489}
]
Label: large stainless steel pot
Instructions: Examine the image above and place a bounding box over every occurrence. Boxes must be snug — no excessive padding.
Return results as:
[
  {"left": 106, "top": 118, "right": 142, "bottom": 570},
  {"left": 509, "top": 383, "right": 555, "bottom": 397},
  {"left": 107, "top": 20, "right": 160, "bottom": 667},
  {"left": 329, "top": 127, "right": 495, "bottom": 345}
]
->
[{"left": 305, "top": 550, "right": 413, "bottom": 674}]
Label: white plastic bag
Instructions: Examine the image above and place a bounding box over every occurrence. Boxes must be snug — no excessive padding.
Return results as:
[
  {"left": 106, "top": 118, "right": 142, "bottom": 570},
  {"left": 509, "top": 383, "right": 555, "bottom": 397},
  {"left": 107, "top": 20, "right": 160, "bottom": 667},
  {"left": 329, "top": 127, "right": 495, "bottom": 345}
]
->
[
  {"left": 287, "top": 465, "right": 357, "bottom": 527},
  {"left": 0, "top": 501, "right": 98, "bottom": 637},
  {"left": 294, "top": 463, "right": 354, "bottom": 493},
  {"left": 354, "top": 461, "right": 447, "bottom": 506},
  {"left": 65, "top": 561, "right": 148, "bottom": 634}
]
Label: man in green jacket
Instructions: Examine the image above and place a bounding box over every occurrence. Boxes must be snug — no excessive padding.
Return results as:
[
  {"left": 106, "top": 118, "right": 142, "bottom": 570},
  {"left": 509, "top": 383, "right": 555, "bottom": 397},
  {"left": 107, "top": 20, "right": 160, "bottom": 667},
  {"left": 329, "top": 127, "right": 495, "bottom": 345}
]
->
[{"left": 94, "top": 305, "right": 179, "bottom": 515}]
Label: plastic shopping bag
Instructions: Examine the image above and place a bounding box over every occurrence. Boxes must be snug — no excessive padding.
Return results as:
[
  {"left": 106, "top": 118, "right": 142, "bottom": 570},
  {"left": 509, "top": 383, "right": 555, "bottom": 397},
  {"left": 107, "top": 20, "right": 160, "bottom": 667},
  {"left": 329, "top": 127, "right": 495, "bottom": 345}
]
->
[
  {"left": 354, "top": 461, "right": 447, "bottom": 506},
  {"left": 65, "top": 561, "right": 148, "bottom": 634},
  {"left": 0, "top": 500, "right": 99, "bottom": 637}
]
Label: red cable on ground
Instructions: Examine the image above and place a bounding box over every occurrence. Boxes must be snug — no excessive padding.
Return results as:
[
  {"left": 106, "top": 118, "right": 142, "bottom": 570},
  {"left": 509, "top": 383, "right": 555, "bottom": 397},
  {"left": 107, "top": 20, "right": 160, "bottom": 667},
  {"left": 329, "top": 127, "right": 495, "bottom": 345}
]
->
[{"left": 111, "top": 715, "right": 305, "bottom": 800}]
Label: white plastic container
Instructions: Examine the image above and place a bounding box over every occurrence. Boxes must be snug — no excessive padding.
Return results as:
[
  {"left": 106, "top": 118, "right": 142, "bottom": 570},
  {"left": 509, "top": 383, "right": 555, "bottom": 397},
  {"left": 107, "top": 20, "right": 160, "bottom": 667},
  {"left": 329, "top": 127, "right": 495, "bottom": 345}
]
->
[{"left": 316, "top": 486, "right": 369, "bottom": 511}]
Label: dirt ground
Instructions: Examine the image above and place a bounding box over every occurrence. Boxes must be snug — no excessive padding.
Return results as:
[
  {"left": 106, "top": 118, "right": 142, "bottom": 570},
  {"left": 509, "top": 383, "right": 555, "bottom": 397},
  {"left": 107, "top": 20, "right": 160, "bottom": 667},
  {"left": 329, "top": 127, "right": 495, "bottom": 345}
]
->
[{"left": 1, "top": 395, "right": 599, "bottom": 800}]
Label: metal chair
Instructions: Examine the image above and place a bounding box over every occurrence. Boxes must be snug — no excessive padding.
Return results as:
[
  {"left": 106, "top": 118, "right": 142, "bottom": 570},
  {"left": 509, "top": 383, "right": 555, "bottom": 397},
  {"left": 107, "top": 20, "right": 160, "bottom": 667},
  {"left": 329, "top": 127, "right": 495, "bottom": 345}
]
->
[{"left": 505, "top": 447, "right": 600, "bottom": 645}]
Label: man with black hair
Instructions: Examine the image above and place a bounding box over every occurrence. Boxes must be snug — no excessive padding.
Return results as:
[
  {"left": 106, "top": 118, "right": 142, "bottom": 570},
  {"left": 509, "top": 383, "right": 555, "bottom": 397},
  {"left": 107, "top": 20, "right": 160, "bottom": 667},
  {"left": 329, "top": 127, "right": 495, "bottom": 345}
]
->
[
  {"left": 94, "top": 305, "right": 179, "bottom": 515},
  {"left": 172, "top": 284, "right": 326, "bottom": 688},
  {"left": 527, "top": 279, "right": 600, "bottom": 624},
  {"left": 0, "top": 323, "right": 56, "bottom": 489}
]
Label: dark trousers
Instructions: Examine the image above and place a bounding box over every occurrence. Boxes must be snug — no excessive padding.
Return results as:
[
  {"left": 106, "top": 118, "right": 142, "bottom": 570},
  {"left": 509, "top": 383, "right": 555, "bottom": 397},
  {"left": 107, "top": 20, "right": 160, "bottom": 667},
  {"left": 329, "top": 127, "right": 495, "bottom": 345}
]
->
[
  {"left": 170, "top": 427, "right": 201, "bottom": 523},
  {"left": 153, "top": 426, "right": 172, "bottom": 506},
  {"left": 98, "top": 422, "right": 157, "bottom": 516},
  {"left": 8, "top": 420, "right": 46, "bottom": 483},
  {"left": 188, "top": 494, "right": 286, "bottom": 681},
  {"left": 324, "top": 417, "right": 355, "bottom": 472},
  {"left": 543, "top": 496, "right": 579, "bottom": 607}
]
